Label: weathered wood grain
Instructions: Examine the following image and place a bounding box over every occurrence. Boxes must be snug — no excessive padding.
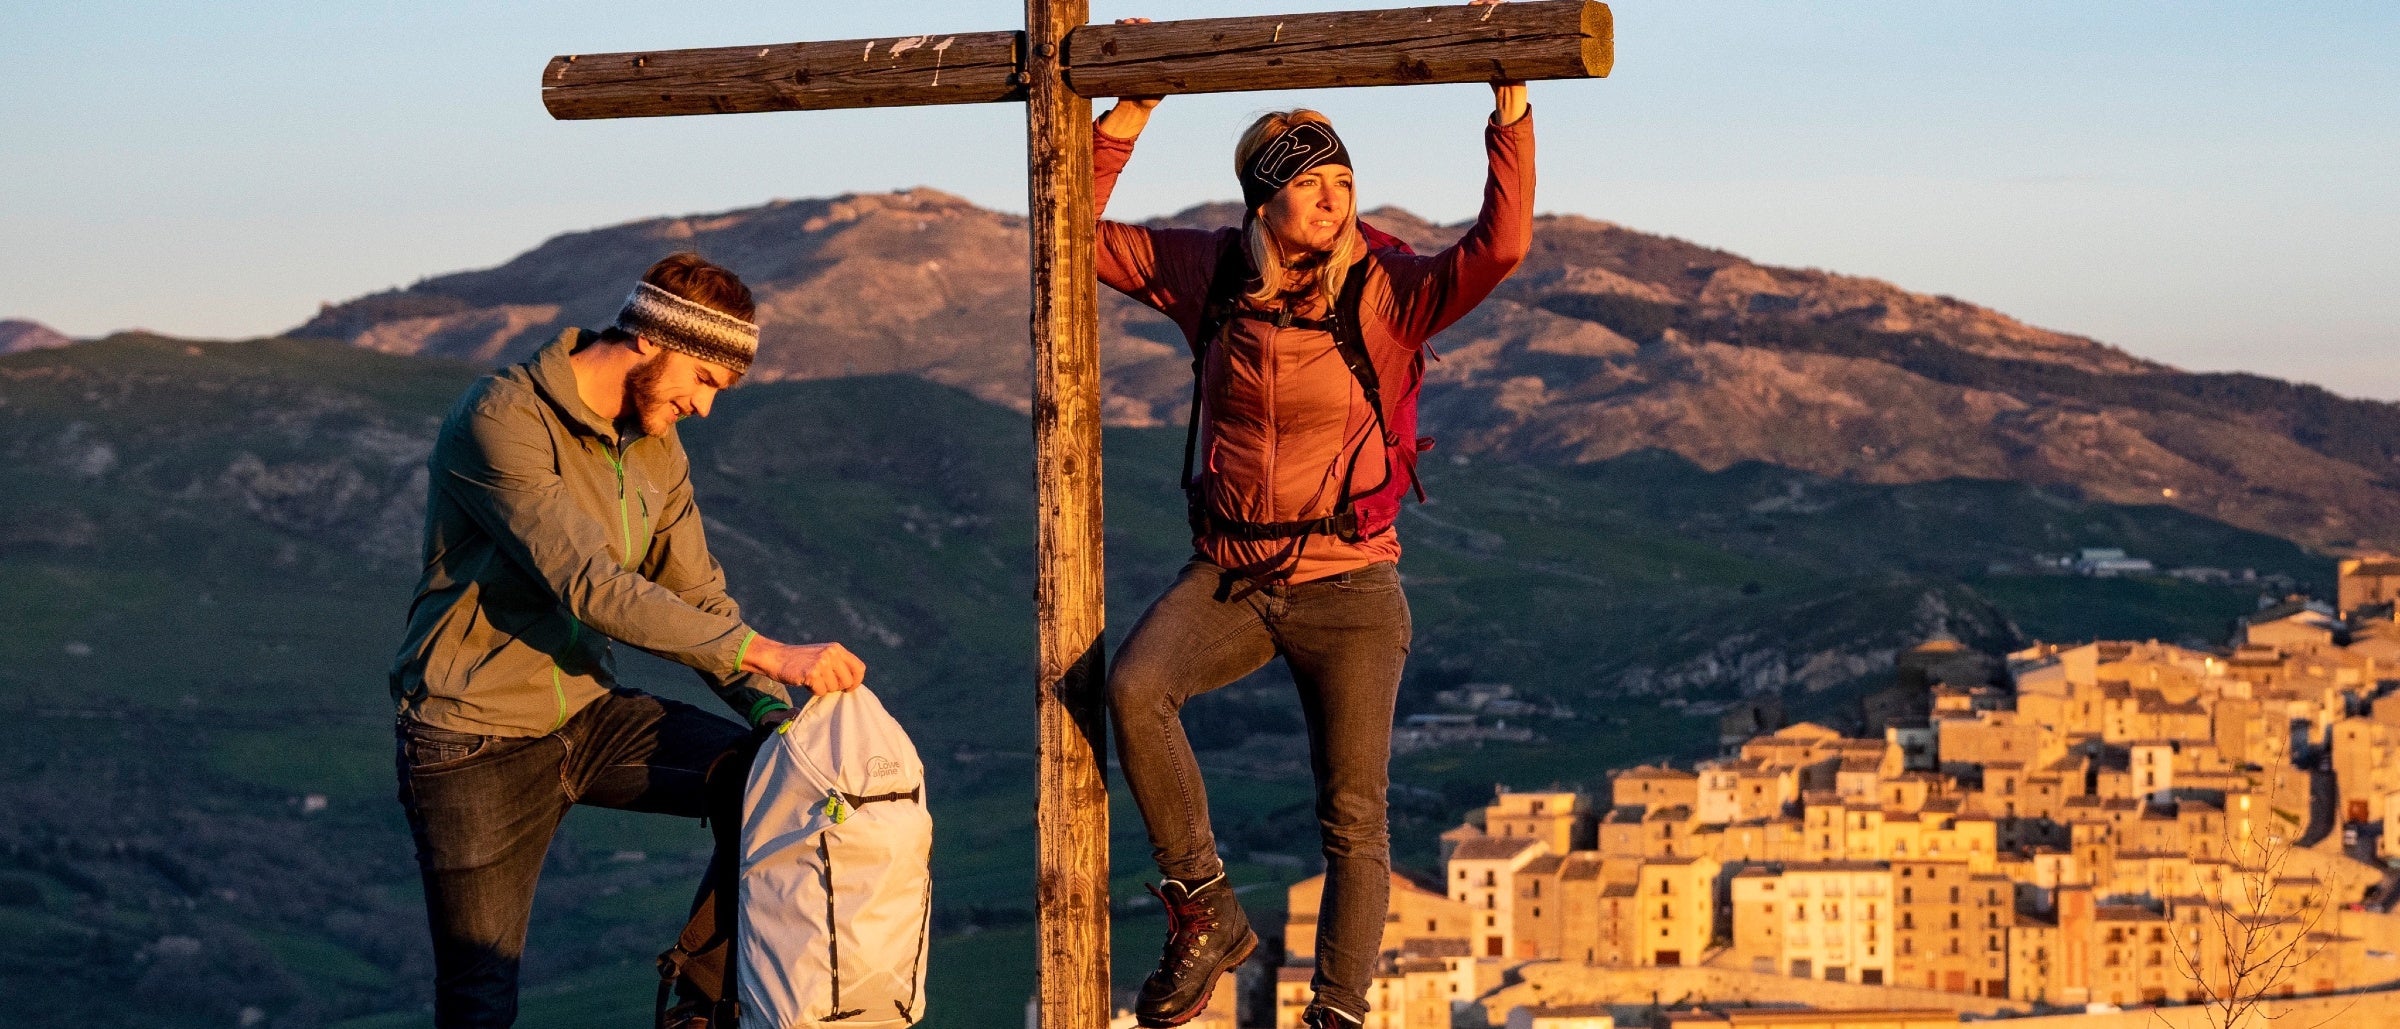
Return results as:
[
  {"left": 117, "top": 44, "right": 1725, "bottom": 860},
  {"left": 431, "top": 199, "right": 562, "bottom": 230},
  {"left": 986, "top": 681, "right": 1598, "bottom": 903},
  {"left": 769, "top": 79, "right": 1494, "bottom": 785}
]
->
[
  {"left": 541, "top": 30, "right": 1023, "bottom": 120},
  {"left": 1067, "top": 0, "right": 1609, "bottom": 97},
  {"left": 1024, "top": 2, "right": 1112, "bottom": 1029},
  {"left": 541, "top": 2, "right": 1609, "bottom": 120}
]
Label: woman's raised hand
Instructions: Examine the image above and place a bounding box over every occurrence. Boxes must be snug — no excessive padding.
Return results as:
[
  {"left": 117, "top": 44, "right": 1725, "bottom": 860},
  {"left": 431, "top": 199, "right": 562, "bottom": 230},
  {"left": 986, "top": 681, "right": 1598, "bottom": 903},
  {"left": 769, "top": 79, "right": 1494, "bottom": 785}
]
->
[
  {"left": 1468, "top": 1, "right": 1530, "bottom": 124},
  {"left": 1095, "top": 18, "right": 1164, "bottom": 139},
  {"left": 1491, "top": 80, "right": 1528, "bottom": 125}
]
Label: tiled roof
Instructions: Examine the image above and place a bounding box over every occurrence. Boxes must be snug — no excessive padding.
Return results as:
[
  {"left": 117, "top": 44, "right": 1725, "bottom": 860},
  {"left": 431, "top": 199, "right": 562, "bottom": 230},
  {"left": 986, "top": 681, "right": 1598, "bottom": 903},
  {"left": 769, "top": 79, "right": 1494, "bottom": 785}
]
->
[
  {"left": 1399, "top": 937, "right": 1471, "bottom": 958},
  {"left": 1561, "top": 854, "right": 1604, "bottom": 880},
  {"left": 1783, "top": 860, "right": 1891, "bottom": 872},
  {"left": 1450, "top": 836, "right": 1541, "bottom": 861},
  {"left": 1618, "top": 763, "right": 1698, "bottom": 780}
]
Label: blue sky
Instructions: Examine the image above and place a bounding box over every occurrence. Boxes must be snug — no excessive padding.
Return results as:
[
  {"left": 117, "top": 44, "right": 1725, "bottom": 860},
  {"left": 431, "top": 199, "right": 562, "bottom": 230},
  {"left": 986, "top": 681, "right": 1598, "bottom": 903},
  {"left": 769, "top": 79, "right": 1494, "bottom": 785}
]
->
[{"left": 3, "top": 2, "right": 2394, "bottom": 395}]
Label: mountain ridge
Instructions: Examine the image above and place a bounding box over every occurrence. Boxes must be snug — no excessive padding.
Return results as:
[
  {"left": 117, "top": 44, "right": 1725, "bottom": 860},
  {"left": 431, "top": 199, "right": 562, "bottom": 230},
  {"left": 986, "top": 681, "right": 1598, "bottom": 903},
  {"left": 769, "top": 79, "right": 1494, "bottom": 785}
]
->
[
  {"left": 291, "top": 188, "right": 2400, "bottom": 553},
  {"left": 0, "top": 318, "right": 74, "bottom": 355}
]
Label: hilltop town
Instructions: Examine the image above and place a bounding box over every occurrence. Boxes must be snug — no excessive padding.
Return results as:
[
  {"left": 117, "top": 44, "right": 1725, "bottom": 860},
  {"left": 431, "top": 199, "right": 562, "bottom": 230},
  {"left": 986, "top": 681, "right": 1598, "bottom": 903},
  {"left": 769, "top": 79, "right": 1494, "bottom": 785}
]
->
[{"left": 1254, "top": 557, "right": 2400, "bottom": 1029}]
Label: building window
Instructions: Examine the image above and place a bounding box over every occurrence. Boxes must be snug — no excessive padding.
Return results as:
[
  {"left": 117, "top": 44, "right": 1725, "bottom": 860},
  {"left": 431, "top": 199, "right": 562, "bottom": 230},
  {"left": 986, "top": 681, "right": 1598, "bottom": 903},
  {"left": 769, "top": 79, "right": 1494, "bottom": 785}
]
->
[
  {"left": 1484, "top": 871, "right": 1497, "bottom": 887},
  {"left": 1660, "top": 903, "right": 1672, "bottom": 919},
  {"left": 1661, "top": 879, "right": 1673, "bottom": 895}
]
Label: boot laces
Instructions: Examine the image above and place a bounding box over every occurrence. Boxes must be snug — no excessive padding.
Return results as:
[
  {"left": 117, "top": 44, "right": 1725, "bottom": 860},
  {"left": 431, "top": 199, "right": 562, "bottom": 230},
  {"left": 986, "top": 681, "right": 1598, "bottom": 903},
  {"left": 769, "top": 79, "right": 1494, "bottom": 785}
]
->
[{"left": 1147, "top": 881, "right": 1224, "bottom": 973}]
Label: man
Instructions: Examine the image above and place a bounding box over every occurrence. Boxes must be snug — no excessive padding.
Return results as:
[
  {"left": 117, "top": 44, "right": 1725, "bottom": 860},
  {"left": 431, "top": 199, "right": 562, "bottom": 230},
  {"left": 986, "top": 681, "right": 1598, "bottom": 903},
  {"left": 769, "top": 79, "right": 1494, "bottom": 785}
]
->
[{"left": 389, "top": 252, "right": 864, "bottom": 1027}]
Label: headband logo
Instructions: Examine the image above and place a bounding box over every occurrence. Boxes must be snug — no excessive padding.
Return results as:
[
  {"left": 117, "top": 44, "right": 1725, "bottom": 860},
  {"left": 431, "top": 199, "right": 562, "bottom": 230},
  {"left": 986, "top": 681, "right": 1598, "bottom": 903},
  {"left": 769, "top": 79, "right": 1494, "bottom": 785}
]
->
[{"left": 1251, "top": 123, "right": 1343, "bottom": 190}]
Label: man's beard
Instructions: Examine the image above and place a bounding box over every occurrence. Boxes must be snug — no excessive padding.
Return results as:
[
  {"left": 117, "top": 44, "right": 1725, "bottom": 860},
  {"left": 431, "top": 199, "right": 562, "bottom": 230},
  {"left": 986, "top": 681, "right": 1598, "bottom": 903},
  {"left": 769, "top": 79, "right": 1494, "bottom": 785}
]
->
[{"left": 622, "top": 351, "right": 679, "bottom": 438}]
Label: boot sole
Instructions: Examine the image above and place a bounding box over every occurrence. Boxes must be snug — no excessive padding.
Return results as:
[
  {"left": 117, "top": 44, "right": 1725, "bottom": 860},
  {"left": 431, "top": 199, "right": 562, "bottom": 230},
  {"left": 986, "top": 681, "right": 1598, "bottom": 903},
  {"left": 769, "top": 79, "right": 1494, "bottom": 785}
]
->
[{"left": 1134, "top": 930, "right": 1258, "bottom": 1029}]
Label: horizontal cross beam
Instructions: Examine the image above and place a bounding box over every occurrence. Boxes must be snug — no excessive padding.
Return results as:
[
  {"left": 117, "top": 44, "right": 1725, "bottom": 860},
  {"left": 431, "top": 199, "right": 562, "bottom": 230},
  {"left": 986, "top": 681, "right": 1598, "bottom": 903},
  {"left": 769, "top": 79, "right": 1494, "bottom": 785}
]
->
[
  {"left": 541, "top": 0, "right": 1609, "bottom": 121},
  {"left": 1067, "top": 1, "right": 1609, "bottom": 98}
]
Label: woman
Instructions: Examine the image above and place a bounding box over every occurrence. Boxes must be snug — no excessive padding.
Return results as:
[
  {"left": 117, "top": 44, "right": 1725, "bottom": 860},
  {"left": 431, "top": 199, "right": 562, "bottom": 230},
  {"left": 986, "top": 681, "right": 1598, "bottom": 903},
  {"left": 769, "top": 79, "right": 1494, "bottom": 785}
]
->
[{"left": 1092, "top": 49, "right": 1535, "bottom": 1029}]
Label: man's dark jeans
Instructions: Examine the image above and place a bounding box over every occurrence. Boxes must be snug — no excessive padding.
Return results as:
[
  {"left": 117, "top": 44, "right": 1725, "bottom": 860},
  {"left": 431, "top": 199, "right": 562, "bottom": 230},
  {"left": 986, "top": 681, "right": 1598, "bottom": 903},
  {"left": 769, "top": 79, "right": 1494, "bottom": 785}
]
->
[
  {"left": 396, "top": 689, "right": 746, "bottom": 1029},
  {"left": 1109, "top": 558, "right": 1412, "bottom": 1019}
]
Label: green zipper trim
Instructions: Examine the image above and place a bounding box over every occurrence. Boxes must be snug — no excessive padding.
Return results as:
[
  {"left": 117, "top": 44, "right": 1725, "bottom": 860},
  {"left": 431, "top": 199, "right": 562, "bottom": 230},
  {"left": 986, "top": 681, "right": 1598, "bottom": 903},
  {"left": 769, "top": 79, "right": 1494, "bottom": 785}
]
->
[
  {"left": 606, "top": 444, "right": 633, "bottom": 570},
  {"left": 549, "top": 617, "right": 583, "bottom": 732}
]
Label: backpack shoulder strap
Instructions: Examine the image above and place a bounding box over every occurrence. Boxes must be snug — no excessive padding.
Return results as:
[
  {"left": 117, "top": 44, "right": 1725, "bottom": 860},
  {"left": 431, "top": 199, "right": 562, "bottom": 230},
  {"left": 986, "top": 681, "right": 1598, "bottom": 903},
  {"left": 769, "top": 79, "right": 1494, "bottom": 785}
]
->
[
  {"left": 1328, "top": 255, "right": 1383, "bottom": 433},
  {"left": 1181, "top": 235, "right": 1249, "bottom": 533},
  {"left": 1327, "top": 255, "right": 1430, "bottom": 508},
  {"left": 1195, "top": 234, "right": 1249, "bottom": 360}
]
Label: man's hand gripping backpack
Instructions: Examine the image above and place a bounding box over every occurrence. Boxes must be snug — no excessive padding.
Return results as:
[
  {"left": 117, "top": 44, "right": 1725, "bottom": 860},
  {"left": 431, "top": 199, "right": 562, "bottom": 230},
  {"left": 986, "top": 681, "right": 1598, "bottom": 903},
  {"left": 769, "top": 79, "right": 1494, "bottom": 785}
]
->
[{"left": 658, "top": 687, "right": 932, "bottom": 1028}]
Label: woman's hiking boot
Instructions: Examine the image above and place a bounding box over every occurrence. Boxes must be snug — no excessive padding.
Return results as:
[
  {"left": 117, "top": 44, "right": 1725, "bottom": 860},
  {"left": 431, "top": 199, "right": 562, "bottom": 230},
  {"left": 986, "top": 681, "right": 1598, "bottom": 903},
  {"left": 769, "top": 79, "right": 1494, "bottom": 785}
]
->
[{"left": 1134, "top": 874, "right": 1257, "bottom": 1027}]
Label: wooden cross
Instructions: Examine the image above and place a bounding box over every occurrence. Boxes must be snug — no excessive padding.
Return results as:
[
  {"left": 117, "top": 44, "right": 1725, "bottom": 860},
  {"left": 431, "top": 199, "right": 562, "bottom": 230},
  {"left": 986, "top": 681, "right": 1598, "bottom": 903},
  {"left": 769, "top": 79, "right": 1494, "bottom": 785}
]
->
[{"left": 539, "top": 3, "right": 1610, "bottom": 1024}]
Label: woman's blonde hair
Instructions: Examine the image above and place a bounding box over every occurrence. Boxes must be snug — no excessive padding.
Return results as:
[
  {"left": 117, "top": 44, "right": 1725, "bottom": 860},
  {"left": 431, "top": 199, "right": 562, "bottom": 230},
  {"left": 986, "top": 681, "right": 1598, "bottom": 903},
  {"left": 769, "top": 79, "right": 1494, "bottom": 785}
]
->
[{"left": 1234, "top": 109, "right": 1364, "bottom": 308}]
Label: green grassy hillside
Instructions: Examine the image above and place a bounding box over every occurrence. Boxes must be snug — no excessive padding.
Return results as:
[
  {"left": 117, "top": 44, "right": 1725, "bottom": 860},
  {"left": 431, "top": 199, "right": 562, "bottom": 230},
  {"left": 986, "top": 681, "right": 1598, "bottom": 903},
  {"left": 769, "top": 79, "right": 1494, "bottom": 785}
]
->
[{"left": 0, "top": 335, "right": 2321, "bottom": 1027}]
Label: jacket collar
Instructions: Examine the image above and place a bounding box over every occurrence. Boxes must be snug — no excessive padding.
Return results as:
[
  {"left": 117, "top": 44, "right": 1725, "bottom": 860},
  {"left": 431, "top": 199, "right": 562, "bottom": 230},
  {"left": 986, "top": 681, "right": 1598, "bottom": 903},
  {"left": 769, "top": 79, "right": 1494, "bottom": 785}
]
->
[{"left": 528, "top": 328, "right": 630, "bottom": 446}]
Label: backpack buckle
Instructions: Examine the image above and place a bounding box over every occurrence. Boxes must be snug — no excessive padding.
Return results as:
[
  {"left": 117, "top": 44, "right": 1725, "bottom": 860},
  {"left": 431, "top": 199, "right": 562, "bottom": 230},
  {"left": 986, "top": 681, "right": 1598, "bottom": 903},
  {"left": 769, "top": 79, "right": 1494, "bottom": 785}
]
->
[{"left": 1332, "top": 510, "right": 1364, "bottom": 545}]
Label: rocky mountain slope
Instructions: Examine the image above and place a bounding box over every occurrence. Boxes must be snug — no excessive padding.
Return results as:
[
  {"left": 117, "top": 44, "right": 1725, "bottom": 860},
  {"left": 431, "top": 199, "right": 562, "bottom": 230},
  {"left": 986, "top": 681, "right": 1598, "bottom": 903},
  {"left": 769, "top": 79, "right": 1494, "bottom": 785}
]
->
[
  {"left": 0, "top": 318, "right": 74, "bottom": 355},
  {"left": 294, "top": 189, "right": 2400, "bottom": 555}
]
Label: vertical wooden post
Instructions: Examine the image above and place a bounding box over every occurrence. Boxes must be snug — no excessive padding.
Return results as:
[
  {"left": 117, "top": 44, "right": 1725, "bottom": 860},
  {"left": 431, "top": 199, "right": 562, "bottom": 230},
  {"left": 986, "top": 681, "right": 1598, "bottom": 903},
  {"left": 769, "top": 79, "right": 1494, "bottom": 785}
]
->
[{"left": 1025, "top": 1, "right": 1110, "bottom": 1027}]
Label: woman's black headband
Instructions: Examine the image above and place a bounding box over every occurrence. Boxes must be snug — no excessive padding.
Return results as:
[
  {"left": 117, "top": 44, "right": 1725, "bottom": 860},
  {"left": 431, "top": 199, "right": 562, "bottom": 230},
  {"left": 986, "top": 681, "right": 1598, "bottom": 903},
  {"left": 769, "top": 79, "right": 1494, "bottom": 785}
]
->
[{"left": 1240, "top": 122, "right": 1352, "bottom": 211}]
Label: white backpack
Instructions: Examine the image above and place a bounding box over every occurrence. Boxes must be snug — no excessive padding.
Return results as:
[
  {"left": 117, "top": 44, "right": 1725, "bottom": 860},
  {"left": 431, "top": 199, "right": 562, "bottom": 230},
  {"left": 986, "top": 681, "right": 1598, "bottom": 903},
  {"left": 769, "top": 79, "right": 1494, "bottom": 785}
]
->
[{"left": 737, "top": 686, "right": 933, "bottom": 1028}]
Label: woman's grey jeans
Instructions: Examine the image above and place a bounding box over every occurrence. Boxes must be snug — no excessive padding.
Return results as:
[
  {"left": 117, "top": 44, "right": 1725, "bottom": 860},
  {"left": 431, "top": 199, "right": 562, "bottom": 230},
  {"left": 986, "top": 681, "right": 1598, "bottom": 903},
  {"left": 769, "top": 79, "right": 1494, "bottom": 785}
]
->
[{"left": 1108, "top": 557, "right": 1412, "bottom": 1019}]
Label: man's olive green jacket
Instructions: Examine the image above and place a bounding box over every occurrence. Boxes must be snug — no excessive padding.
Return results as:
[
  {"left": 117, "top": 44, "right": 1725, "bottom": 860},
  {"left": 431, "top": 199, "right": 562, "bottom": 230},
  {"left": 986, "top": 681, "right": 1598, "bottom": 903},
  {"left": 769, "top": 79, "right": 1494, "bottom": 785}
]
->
[{"left": 389, "top": 330, "right": 788, "bottom": 736}]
